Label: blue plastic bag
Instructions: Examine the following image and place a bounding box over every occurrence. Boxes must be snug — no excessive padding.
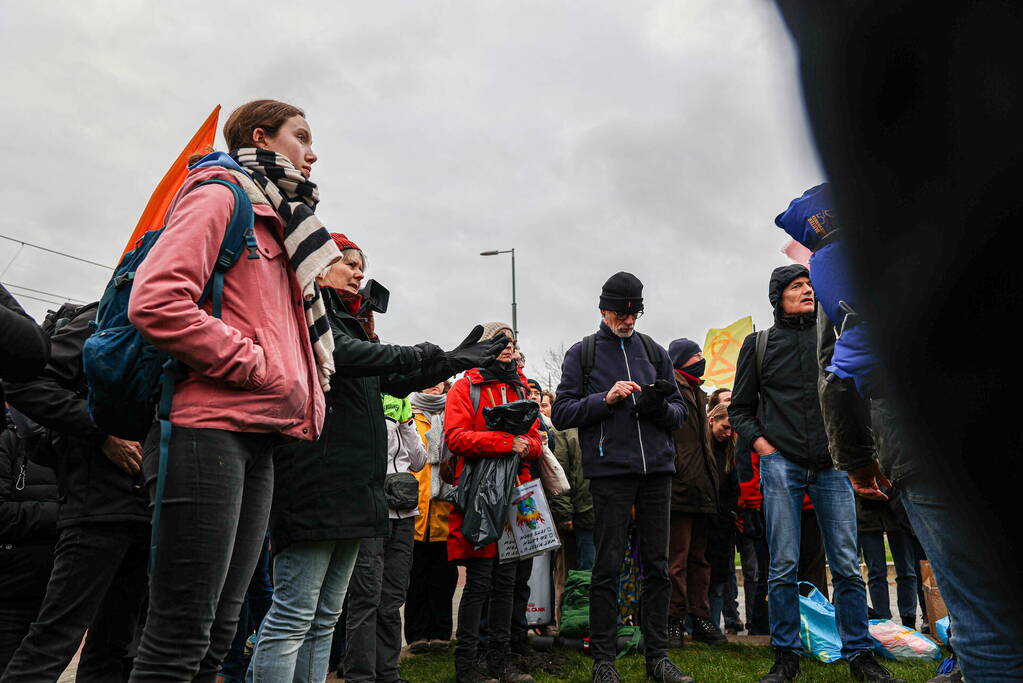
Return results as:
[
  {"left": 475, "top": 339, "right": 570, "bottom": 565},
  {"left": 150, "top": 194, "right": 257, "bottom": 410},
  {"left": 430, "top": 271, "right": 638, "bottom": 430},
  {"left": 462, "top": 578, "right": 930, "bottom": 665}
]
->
[
  {"left": 798, "top": 582, "right": 843, "bottom": 663},
  {"left": 935, "top": 616, "right": 951, "bottom": 647}
]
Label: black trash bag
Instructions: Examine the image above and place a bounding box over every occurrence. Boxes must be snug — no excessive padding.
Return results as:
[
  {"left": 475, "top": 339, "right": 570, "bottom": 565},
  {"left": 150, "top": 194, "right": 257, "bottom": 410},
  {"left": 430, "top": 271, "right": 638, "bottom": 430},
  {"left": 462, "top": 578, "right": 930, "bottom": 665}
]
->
[
  {"left": 442, "top": 454, "right": 521, "bottom": 549},
  {"left": 483, "top": 399, "right": 540, "bottom": 436}
]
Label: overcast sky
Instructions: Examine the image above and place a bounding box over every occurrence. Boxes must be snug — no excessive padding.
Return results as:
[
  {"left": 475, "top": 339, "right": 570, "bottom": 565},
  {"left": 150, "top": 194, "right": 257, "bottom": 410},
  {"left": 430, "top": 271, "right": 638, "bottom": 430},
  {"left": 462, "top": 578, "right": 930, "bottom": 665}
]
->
[{"left": 0, "top": 1, "right": 822, "bottom": 389}]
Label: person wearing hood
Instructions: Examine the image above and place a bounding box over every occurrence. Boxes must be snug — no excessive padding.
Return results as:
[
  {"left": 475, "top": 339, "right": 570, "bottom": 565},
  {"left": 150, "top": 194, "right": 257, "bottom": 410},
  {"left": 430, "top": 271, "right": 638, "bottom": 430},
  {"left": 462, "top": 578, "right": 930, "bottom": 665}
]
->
[
  {"left": 404, "top": 381, "right": 458, "bottom": 654},
  {"left": 444, "top": 323, "right": 542, "bottom": 683},
  {"left": 248, "top": 234, "right": 509, "bottom": 683},
  {"left": 664, "top": 338, "right": 725, "bottom": 646},
  {"left": 552, "top": 273, "right": 692, "bottom": 683},
  {"left": 730, "top": 265, "right": 901, "bottom": 683}
]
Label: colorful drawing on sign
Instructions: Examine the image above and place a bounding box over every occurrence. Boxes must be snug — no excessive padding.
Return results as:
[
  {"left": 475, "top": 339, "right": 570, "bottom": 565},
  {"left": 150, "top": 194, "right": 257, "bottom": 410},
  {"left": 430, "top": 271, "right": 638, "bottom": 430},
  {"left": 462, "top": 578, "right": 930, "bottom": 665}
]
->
[{"left": 515, "top": 495, "right": 545, "bottom": 530}]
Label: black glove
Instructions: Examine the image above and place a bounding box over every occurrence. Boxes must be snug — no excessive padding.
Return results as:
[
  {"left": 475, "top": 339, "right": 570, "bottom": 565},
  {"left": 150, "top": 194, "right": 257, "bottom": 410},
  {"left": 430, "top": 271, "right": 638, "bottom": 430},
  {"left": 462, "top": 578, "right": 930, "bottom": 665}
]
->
[
  {"left": 633, "top": 379, "right": 675, "bottom": 418},
  {"left": 442, "top": 329, "right": 511, "bottom": 372},
  {"left": 414, "top": 342, "right": 445, "bottom": 365}
]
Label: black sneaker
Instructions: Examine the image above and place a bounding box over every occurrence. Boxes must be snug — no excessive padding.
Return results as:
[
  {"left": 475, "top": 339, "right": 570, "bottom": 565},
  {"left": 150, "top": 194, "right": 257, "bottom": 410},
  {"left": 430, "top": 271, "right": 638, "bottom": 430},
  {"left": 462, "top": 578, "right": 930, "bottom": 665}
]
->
[
  {"left": 667, "top": 617, "right": 685, "bottom": 648},
  {"left": 646, "top": 656, "right": 695, "bottom": 683},
  {"left": 760, "top": 648, "right": 801, "bottom": 682},
  {"left": 690, "top": 615, "right": 727, "bottom": 644},
  {"left": 849, "top": 652, "right": 907, "bottom": 682},
  {"left": 592, "top": 660, "right": 623, "bottom": 683},
  {"left": 485, "top": 650, "right": 534, "bottom": 683}
]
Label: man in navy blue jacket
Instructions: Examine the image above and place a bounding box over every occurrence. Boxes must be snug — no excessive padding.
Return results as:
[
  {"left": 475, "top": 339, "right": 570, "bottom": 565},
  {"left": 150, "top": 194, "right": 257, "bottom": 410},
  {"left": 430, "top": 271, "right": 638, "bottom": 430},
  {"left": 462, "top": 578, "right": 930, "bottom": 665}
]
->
[{"left": 553, "top": 272, "right": 690, "bottom": 683}]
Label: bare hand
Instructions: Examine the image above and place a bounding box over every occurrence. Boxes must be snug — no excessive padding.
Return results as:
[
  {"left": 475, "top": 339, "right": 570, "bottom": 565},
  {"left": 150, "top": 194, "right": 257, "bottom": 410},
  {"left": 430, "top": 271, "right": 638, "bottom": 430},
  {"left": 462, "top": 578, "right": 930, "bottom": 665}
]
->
[
  {"left": 512, "top": 436, "right": 530, "bottom": 456},
  {"left": 848, "top": 461, "right": 892, "bottom": 502},
  {"left": 605, "top": 381, "right": 642, "bottom": 405},
  {"left": 753, "top": 437, "right": 778, "bottom": 456},
  {"left": 103, "top": 436, "right": 143, "bottom": 477}
]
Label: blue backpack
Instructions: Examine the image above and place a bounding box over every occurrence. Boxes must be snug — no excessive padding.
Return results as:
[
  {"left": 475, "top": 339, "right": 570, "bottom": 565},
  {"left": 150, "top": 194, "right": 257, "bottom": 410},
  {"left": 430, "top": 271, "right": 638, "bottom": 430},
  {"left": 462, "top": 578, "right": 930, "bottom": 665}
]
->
[{"left": 82, "top": 176, "right": 257, "bottom": 566}]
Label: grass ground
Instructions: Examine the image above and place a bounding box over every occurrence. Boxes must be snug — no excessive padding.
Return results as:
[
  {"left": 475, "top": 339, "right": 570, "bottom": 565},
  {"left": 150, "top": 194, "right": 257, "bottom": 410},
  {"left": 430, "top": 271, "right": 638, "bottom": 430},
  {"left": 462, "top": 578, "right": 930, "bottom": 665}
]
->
[{"left": 399, "top": 641, "right": 942, "bottom": 682}]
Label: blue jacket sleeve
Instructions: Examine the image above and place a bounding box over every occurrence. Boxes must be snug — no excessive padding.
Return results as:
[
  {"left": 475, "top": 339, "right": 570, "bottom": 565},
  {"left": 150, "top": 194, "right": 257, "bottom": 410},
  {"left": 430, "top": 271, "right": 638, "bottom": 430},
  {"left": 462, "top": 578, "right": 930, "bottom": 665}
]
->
[{"left": 551, "top": 342, "right": 612, "bottom": 431}]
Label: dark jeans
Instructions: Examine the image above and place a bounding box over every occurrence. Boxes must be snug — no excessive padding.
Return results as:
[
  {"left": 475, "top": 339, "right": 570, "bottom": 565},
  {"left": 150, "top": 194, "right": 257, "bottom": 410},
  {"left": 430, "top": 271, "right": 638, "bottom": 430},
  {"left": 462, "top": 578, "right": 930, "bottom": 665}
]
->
[
  {"left": 218, "top": 534, "right": 273, "bottom": 681},
  {"left": 511, "top": 557, "right": 534, "bottom": 650},
  {"left": 736, "top": 535, "right": 758, "bottom": 628},
  {"left": 0, "top": 602, "right": 40, "bottom": 674},
  {"left": 344, "top": 517, "right": 415, "bottom": 683},
  {"left": 455, "top": 558, "right": 517, "bottom": 672},
  {"left": 0, "top": 523, "right": 149, "bottom": 683},
  {"left": 667, "top": 513, "right": 711, "bottom": 620},
  {"left": 589, "top": 474, "right": 671, "bottom": 663},
  {"left": 129, "top": 427, "right": 275, "bottom": 683},
  {"left": 859, "top": 529, "right": 918, "bottom": 623},
  {"left": 750, "top": 534, "right": 770, "bottom": 635},
  {"left": 404, "top": 541, "right": 458, "bottom": 643}
]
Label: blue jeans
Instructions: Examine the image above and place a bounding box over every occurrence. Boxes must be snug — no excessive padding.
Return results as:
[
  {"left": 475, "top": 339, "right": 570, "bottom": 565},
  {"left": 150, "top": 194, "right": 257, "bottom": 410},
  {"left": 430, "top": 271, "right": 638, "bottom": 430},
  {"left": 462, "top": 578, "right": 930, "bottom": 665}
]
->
[
  {"left": 248, "top": 539, "right": 360, "bottom": 683},
  {"left": 901, "top": 473, "right": 1023, "bottom": 680},
  {"left": 759, "top": 453, "right": 872, "bottom": 658},
  {"left": 575, "top": 528, "right": 595, "bottom": 571},
  {"left": 858, "top": 529, "right": 917, "bottom": 623}
]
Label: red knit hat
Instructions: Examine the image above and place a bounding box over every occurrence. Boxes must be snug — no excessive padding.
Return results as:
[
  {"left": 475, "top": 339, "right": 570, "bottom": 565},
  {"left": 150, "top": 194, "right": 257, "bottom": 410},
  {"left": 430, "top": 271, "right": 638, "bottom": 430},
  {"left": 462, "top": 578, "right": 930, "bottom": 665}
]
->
[{"left": 330, "top": 233, "right": 362, "bottom": 253}]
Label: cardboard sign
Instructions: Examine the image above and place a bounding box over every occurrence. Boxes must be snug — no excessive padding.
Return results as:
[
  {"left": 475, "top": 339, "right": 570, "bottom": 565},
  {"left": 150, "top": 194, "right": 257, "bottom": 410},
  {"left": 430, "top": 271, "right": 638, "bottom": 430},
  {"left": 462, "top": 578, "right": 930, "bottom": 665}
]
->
[
  {"left": 498, "top": 478, "right": 562, "bottom": 562},
  {"left": 920, "top": 560, "right": 948, "bottom": 639}
]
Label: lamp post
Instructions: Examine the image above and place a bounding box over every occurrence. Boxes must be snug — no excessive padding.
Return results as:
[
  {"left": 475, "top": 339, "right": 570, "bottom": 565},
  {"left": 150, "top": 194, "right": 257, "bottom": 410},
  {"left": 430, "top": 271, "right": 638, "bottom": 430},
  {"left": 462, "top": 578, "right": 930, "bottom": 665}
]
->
[{"left": 479, "top": 248, "right": 517, "bottom": 338}]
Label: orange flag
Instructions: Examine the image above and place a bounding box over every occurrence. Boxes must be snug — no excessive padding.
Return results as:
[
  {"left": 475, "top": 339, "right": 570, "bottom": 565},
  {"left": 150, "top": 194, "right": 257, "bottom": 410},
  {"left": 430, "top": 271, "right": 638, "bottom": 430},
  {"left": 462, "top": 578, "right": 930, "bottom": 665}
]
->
[{"left": 120, "top": 105, "right": 221, "bottom": 258}]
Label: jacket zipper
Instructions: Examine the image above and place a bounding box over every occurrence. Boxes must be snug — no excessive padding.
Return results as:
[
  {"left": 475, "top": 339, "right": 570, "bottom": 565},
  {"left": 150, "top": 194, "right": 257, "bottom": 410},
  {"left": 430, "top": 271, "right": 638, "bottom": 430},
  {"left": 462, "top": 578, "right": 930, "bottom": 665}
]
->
[{"left": 620, "top": 338, "right": 647, "bottom": 473}]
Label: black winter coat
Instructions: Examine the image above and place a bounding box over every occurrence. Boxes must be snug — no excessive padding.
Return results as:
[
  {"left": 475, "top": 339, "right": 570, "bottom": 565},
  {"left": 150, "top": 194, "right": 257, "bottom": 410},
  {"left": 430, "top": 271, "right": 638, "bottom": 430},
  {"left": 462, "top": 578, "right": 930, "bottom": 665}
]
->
[
  {"left": 670, "top": 376, "right": 719, "bottom": 515},
  {"left": 4, "top": 303, "right": 150, "bottom": 528},
  {"left": 270, "top": 289, "right": 449, "bottom": 552},
  {"left": 0, "top": 286, "right": 50, "bottom": 422},
  {"left": 730, "top": 265, "right": 831, "bottom": 471},
  {"left": 0, "top": 417, "right": 59, "bottom": 602},
  {"left": 552, "top": 323, "right": 685, "bottom": 479}
]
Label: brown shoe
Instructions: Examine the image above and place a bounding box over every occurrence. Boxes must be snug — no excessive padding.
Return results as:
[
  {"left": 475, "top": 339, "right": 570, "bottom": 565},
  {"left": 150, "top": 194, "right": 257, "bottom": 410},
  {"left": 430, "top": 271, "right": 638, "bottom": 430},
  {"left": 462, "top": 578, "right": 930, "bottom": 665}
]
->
[
  {"left": 408, "top": 639, "right": 431, "bottom": 654},
  {"left": 429, "top": 638, "right": 451, "bottom": 650}
]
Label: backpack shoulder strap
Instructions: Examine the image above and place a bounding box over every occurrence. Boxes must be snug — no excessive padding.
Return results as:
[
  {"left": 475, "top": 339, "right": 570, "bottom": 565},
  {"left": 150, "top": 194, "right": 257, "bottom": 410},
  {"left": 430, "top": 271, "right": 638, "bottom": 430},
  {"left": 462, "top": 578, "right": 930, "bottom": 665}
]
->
[
  {"left": 580, "top": 334, "right": 597, "bottom": 393},
  {"left": 193, "top": 179, "right": 258, "bottom": 318},
  {"left": 755, "top": 329, "right": 769, "bottom": 382},
  {"left": 470, "top": 380, "right": 481, "bottom": 415},
  {"left": 636, "top": 332, "right": 663, "bottom": 369}
]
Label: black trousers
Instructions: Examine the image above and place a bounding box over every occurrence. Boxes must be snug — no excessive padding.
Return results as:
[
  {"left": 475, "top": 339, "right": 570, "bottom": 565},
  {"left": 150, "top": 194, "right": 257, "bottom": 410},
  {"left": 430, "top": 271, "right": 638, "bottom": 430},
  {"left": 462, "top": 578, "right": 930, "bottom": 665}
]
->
[
  {"left": 589, "top": 473, "right": 672, "bottom": 663},
  {"left": 129, "top": 427, "right": 275, "bottom": 683},
  {"left": 0, "top": 523, "right": 149, "bottom": 683},
  {"left": 404, "top": 541, "right": 458, "bottom": 644},
  {"left": 455, "top": 557, "right": 517, "bottom": 673},
  {"left": 511, "top": 557, "right": 534, "bottom": 651}
]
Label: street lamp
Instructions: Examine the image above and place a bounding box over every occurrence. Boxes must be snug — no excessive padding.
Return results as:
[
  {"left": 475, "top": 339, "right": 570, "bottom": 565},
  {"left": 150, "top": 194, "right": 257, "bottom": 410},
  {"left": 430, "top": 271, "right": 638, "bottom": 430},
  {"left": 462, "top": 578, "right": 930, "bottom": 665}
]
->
[{"left": 479, "top": 248, "right": 517, "bottom": 338}]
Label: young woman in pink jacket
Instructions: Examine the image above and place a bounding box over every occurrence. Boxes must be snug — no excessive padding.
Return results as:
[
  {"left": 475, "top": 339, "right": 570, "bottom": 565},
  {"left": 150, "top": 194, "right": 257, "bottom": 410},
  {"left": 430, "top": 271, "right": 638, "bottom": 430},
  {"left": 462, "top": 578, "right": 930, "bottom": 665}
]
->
[{"left": 126, "top": 100, "right": 340, "bottom": 682}]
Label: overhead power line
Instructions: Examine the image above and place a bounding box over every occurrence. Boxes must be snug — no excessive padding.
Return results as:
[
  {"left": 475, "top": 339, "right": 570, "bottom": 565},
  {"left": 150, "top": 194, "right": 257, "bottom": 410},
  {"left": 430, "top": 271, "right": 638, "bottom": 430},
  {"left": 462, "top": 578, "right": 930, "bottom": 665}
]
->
[
  {"left": 2, "top": 282, "right": 89, "bottom": 304},
  {"left": 5, "top": 291, "right": 66, "bottom": 307},
  {"left": 0, "top": 233, "right": 113, "bottom": 270}
]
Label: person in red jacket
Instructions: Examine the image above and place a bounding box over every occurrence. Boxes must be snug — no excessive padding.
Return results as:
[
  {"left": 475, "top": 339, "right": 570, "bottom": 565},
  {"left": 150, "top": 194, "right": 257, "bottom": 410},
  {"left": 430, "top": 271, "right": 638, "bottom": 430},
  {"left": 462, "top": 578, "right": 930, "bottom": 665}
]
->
[{"left": 444, "top": 322, "right": 542, "bottom": 683}]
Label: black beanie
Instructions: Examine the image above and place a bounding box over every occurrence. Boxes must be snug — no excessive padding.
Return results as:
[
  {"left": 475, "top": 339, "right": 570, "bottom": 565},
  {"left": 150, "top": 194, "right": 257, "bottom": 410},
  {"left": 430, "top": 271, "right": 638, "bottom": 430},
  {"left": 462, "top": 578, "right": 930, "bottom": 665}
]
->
[
  {"left": 668, "top": 338, "right": 701, "bottom": 369},
  {"left": 599, "top": 272, "right": 644, "bottom": 313}
]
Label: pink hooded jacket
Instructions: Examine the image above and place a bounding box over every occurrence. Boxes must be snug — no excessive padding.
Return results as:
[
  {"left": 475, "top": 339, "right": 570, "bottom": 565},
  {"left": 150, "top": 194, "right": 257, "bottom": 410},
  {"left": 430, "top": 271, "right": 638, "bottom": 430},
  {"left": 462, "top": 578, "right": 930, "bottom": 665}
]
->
[{"left": 128, "top": 165, "right": 325, "bottom": 440}]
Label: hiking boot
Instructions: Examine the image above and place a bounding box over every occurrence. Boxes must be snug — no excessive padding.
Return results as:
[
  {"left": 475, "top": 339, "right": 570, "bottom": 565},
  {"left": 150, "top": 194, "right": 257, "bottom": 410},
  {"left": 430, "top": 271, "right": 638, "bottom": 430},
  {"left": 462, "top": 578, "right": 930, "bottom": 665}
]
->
[
  {"left": 690, "top": 615, "right": 727, "bottom": 643},
  {"left": 646, "top": 656, "right": 694, "bottom": 683},
  {"left": 456, "top": 663, "right": 499, "bottom": 683},
  {"left": 760, "top": 648, "right": 801, "bottom": 682},
  {"left": 485, "top": 650, "right": 535, "bottom": 683},
  {"left": 592, "top": 660, "right": 623, "bottom": 683},
  {"left": 408, "top": 639, "right": 431, "bottom": 654},
  {"left": 667, "top": 617, "right": 685, "bottom": 649},
  {"left": 849, "top": 652, "right": 907, "bottom": 682}
]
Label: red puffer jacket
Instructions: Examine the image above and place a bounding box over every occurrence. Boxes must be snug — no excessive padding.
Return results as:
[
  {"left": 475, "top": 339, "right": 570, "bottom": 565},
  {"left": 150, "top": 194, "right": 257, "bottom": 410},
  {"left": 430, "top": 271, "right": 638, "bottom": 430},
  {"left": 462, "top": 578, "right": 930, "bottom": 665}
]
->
[
  {"left": 444, "top": 368, "right": 542, "bottom": 561},
  {"left": 738, "top": 450, "right": 813, "bottom": 512}
]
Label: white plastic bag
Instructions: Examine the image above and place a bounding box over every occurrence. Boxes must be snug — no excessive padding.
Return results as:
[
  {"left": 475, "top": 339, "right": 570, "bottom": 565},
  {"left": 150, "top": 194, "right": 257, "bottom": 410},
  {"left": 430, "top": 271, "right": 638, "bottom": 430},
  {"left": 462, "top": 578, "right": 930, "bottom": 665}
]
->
[
  {"left": 539, "top": 444, "right": 570, "bottom": 495},
  {"left": 868, "top": 619, "right": 941, "bottom": 661}
]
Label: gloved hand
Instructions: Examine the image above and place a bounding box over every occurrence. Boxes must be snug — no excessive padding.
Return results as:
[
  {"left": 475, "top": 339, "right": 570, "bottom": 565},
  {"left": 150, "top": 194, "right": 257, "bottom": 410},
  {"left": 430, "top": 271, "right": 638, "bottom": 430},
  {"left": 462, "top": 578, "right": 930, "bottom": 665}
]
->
[
  {"left": 414, "top": 341, "right": 445, "bottom": 365},
  {"left": 633, "top": 379, "right": 676, "bottom": 418},
  {"left": 440, "top": 327, "right": 511, "bottom": 372}
]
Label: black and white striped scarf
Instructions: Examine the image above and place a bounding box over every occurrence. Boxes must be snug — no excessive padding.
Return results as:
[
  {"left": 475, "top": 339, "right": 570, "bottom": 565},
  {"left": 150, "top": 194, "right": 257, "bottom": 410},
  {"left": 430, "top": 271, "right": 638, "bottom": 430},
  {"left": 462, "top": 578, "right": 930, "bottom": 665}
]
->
[{"left": 228, "top": 148, "right": 339, "bottom": 391}]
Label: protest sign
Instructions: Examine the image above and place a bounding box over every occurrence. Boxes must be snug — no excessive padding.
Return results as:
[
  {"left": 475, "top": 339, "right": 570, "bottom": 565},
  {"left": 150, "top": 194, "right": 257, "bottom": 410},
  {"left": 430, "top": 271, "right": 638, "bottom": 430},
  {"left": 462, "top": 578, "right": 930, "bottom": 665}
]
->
[{"left": 498, "top": 478, "right": 561, "bottom": 562}]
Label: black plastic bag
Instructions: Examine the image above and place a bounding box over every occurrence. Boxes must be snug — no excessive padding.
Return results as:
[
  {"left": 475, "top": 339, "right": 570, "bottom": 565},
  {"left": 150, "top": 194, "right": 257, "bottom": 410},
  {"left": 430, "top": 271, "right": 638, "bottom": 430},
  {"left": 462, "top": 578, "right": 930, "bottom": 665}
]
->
[
  {"left": 443, "top": 454, "right": 521, "bottom": 549},
  {"left": 483, "top": 400, "right": 539, "bottom": 436}
]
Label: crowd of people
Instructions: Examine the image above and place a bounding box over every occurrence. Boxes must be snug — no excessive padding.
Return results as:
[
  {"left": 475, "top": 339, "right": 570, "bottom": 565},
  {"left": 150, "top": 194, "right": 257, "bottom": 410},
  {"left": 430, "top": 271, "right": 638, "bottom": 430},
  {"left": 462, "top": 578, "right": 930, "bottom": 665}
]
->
[{"left": 0, "top": 96, "right": 993, "bottom": 683}]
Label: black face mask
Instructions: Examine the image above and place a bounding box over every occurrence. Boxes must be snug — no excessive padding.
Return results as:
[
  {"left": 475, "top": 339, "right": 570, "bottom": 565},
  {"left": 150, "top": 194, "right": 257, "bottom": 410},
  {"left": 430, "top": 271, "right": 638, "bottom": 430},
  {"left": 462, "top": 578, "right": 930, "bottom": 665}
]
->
[{"left": 681, "top": 358, "right": 706, "bottom": 378}]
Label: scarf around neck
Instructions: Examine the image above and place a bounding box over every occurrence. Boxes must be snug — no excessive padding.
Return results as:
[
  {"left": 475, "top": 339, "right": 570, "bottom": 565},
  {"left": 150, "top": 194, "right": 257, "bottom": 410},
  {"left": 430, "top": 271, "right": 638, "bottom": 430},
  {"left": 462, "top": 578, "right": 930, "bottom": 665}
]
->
[
  {"left": 411, "top": 391, "right": 447, "bottom": 415},
  {"left": 227, "top": 148, "right": 340, "bottom": 391},
  {"left": 480, "top": 361, "right": 523, "bottom": 388}
]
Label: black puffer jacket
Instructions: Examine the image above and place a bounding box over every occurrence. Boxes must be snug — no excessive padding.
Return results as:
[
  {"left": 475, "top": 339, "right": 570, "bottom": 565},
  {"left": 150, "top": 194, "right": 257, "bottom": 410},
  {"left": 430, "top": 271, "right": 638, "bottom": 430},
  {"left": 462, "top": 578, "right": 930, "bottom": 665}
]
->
[
  {"left": 0, "top": 286, "right": 50, "bottom": 423},
  {"left": 0, "top": 413, "right": 59, "bottom": 602},
  {"left": 270, "top": 288, "right": 452, "bottom": 552},
  {"left": 730, "top": 265, "right": 831, "bottom": 471},
  {"left": 4, "top": 303, "right": 150, "bottom": 528}
]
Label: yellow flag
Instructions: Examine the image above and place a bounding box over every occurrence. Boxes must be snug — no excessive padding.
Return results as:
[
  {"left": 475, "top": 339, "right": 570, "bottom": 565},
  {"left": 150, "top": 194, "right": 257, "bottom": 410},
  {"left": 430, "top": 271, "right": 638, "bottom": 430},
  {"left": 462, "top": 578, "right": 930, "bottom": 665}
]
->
[{"left": 703, "top": 316, "right": 753, "bottom": 389}]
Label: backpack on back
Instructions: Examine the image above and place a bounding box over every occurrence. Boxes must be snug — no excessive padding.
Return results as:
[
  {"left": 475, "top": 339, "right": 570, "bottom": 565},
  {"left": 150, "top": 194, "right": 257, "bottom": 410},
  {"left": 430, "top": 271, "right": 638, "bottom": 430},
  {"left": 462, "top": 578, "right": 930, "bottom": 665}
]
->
[{"left": 579, "top": 331, "right": 663, "bottom": 393}]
